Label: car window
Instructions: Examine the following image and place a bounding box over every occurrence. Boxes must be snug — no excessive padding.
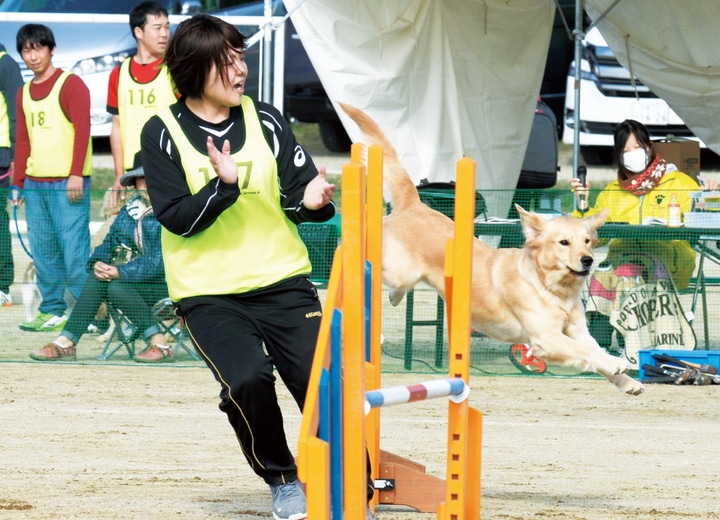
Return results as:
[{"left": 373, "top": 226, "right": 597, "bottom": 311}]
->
[{"left": 0, "top": 0, "right": 141, "bottom": 14}]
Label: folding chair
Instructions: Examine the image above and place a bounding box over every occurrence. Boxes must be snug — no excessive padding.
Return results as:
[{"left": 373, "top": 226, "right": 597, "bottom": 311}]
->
[
  {"left": 97, "top": 306, "right": 140, "bottom": 361},
  {"left": 152, "top": 298, "right": 201, "bottom": 360},
  {"left": 96, "top": 298, "right": 201, "bottom": 361}
]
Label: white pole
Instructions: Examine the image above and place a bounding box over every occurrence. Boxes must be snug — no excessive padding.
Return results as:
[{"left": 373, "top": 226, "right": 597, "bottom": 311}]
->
[
  {"left": 571, "top": 0, "right": 583, "bottom": 177},
  {"left": 260, "top": 0, "right": 273, "bottom": 104}
]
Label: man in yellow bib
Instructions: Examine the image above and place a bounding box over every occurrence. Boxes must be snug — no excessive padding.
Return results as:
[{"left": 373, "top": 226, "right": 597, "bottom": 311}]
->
[
  {"left": 0, "top": 42, "right": 23, "bottom": 307},
  {"left": 12, "top": 24, "right": 92, "bottom": 334},
  {"left": 106, "top": 1, "right": 175, "bottom": 208}
]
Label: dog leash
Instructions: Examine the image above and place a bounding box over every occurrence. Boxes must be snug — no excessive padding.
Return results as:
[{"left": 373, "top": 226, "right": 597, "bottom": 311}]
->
[{"left": 12, "top": 203, "right": 33, "bottom": 260}]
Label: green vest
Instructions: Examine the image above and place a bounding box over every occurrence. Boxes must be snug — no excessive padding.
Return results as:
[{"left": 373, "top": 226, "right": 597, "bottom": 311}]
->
[
  {"left": 22, "top": 70, "right": 92, "bottom": 177},
  {"left": 118, "top": 58, "right": 175, "bottom": 169},
  {"left": 158, "top": 97, "right": 311, "bottom": 300}
]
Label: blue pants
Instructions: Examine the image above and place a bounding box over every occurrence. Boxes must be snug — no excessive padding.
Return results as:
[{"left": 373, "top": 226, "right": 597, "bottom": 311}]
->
[
  {"left": 0, "top": 170, "right": 14, "bottom": 293},
  {"left": 24, "top": 178, "right": 91, "bottom": 316}
]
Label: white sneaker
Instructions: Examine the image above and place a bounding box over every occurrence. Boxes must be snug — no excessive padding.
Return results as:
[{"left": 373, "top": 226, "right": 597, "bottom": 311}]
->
[{"left": 0, "top": 291, "right": 12, "bottom": 307}]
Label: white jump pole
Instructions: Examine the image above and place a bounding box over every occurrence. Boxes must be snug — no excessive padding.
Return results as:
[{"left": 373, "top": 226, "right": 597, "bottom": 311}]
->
[{"left": 364, "top": 378, "right": 470, "bottom": 415}]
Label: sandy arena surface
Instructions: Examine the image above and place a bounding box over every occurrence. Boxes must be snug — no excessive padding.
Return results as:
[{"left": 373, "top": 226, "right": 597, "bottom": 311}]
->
[
  {"left": 3, "top": 137, "right": 720, "bottom": 519},
  {"left": 1, "top": 363, "right": 719, "bottom": 519}
]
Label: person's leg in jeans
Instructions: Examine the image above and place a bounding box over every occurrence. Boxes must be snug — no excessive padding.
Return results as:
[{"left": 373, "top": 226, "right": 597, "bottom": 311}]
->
[
  {"left": 52, "top": 177, "right": 91, "bottom": 306},
  {"left": 0, "top": 174, "right": 14, "bottom": 301},
  {"left": 24, "top": 179, "right": 66, "bottom": 317}
]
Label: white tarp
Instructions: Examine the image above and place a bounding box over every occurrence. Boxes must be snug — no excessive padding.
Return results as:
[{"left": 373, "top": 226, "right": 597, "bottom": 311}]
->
[
  {"left": 585, "top": 0, "right": 720, "bottom": 155},
  {"left": 287, "top": 0, "right": 720, "bottom": 192},
  {"left": 284, "top": 0, "right": 556, "bottom": 194}
]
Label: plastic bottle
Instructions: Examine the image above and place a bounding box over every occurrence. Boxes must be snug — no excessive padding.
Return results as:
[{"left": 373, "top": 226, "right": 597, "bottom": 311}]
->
[{"left": 668, "top": 193, "right": 682, "bottom": 227}]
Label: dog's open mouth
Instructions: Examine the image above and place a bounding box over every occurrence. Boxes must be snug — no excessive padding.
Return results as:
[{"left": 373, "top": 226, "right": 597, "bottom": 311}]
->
[{"left": 568, "top": 267, "right": 591, "bottom": 277}]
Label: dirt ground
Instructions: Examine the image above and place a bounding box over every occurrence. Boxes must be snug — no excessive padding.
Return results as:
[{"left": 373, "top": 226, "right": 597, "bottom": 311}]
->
[
  {"left": 1, "top": 362, "right": 719, "bottom": 520},
  {"left": 2, "top": 141, "right": 720, "bottom": 519}
]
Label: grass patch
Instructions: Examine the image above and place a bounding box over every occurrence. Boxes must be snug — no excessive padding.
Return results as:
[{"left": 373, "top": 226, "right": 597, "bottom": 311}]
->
[
  {"left": 291, "top": 121, "right": 325, "bottom": 153},
  {"left": 91, "top": 168, "right": 115, "bottom": 195}
]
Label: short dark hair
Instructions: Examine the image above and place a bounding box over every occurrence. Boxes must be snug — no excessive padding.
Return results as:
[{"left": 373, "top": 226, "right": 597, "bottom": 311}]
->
[
  {"left": 129, "top": 1, "right": 169, "bottom": 38},
  {"left": 613, "top": 119, "right": 655, "bottom": 180},
  {"left": 165, "top": 14, "right": 246, "bottom": 99},
  {"left": 16, "top": 24, "right": 56, "bottom": 54}
]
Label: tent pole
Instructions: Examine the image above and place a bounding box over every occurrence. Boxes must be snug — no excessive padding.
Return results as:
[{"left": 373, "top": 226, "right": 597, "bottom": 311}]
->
[
  {"left": 571, "top": 0, "right": 583, "bottom": 177},
  {"left": 261, "top": 0, "right": 273, "bottom": 104}
]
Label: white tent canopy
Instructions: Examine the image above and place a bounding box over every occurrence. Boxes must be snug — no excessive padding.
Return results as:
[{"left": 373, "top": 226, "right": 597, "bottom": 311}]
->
[
  {"left": 585, "top": 0, "right": 720, "bottom": 154},
  {"left": 285, "top": 0, "right": 556, "bottom": 195},
  {"left": 286, "top": 0, "right": 720, "bottom": 194}
]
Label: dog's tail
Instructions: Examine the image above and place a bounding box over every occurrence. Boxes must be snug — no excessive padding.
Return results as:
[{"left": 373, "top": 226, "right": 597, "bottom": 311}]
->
[{"left": 338, "top": 102, "right": 419, "bottom": 211}]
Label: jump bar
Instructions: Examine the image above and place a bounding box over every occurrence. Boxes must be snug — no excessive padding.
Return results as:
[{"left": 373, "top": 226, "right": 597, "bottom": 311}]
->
[{"left": 364, "top": 377, "right": 470, "bottom": 415}]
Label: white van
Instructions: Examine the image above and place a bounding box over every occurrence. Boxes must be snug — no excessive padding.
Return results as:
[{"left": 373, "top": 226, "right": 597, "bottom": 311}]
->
[{"left": 561, "top": 27, "right": 702, "bottom": 164}]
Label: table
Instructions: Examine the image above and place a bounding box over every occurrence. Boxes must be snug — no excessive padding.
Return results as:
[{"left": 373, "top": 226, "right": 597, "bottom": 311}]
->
[
  {"left": 473, "top": 221, "right": 720, "bottom": 348},
  {"left": 474, "top": 221, "right": 720, "bottom": 243}
]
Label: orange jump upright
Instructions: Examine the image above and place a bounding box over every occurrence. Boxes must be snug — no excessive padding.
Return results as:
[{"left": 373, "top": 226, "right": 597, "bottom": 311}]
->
[{"left": 297, "top": 146, "right": 483, "bottom": 519}]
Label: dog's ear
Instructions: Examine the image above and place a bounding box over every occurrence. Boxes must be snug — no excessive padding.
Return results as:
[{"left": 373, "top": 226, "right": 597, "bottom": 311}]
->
[
  {"left": 516, "top": 204, "right": 545, "bottom": 243},
  {"left": 584, "top": 208, "right": 609, "bottom": 231}
]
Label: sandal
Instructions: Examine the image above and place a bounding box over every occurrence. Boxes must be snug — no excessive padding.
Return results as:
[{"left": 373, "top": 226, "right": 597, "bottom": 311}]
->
[
  {"left": 29, "top": 342, "right": 76, "bottom": 361},
  {"left": 134, "top": 344, "right": 175, "bottom": 364}
]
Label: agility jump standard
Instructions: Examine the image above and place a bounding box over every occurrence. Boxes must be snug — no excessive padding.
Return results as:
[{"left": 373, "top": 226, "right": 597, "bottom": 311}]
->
[{"left": 297, "top": 143, "right": 482, "bottom": 519}]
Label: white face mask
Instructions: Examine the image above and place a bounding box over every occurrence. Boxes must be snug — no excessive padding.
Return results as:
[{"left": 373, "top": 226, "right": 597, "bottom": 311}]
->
[
  {"left": 126, "top": 196, "right": 148, "bottom": 221},
  {"left": 622, "top": 148, "right": 649, "bottom": 173}
]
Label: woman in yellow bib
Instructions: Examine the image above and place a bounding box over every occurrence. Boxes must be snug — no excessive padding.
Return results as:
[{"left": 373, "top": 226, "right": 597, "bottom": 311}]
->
[{"left": 140, "top": 15, "right": 340, "bottom": 520}]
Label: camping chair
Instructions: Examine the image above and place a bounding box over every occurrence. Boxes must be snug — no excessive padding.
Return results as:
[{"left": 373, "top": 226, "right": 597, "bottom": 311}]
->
[
  {"left": 96, "top": 306, "right": 141, "bottom": 361},
  {"left": 96, "top": 298, "right": 201, "bottom": 361},
  {"left": 152, "top": 298, "right": 201, "bottom": 360}
]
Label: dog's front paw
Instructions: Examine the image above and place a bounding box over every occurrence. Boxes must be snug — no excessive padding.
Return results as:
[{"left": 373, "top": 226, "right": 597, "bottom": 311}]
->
[
  {"left": 609, "top": 373, "right": 644, "bottom": 395},
  {"left": 601, "top": 353, "right": 631, "bottom": 376}
]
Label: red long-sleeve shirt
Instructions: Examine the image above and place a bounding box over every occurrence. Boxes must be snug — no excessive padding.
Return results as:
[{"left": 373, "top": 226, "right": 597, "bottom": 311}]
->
[{"left": 13, "top": 67, "right": 91, "bottom": 189}]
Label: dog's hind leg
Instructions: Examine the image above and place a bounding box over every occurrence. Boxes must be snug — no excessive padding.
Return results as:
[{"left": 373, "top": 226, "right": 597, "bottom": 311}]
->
[{"left": 388, "top": 287, "right": 408, "bottom": 306}]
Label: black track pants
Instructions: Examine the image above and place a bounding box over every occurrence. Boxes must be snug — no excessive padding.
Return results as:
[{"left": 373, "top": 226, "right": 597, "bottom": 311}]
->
[{"left": 176, "top": 276, "right": 322, "bottom": 486}]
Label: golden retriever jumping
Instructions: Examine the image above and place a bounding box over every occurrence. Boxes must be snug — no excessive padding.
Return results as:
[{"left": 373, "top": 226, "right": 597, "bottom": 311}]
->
[{"left": 339, "top": 103, "right": 643, "bottom": 395}]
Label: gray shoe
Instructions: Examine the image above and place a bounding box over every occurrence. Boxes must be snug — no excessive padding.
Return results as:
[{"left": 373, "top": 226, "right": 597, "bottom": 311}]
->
[
  {"left": 269, "top": 480, "right": 307, "bottom": 520},
  {"left": 367, "top": 506, "right": 378, "bottom": 520}
]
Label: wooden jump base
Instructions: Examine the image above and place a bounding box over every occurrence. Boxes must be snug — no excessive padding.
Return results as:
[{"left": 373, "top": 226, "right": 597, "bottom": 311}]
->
[{"left": 297, "top": 143, "right": 482, "bottom": 519}]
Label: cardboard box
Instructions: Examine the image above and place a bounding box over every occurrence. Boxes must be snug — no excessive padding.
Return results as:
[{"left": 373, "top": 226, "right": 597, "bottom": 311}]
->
[
  {"left": 638, "top": 349, "right": 720, "bottom": 380},
  {"left": 653, "top": 137, "right": 700, "bottom": 181}
]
